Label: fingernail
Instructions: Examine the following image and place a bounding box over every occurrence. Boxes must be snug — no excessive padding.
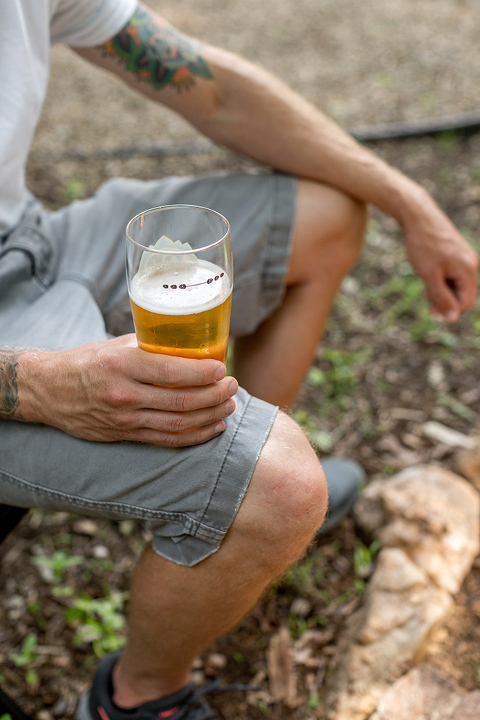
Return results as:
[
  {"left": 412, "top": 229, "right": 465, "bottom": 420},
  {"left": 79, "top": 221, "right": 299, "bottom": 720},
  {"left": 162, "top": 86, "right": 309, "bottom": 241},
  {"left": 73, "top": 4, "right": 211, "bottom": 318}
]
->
[
  {"left": 215, "top": 364, "right": 226, "bottom": 381},
  {"left": 445, "top": 310, "right": 458, "bottom": 322},
  {"left": 228, "top": 379, "right": 238, "bottom": 397},
  {"left": 214, "top": 421, "right": 226, "bottom": 435},
  {"left": 224, "top": 399, "right": 235, "bottom": 417}
]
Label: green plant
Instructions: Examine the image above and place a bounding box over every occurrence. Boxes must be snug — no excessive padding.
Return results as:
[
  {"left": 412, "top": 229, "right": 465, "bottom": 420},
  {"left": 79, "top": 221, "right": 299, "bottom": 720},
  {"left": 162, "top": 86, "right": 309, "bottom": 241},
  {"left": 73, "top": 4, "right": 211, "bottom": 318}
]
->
[
  {"left": 27, "top": 599, "right": 48, "bottom": 631},
  {"left": 32, "top": 549, "right": 83, "bottom": 583},
  {"left": 288, "top": 613, "right": 329, "bottom": 640},
  {"left": 65, "top": 592, "right": 128, "bottom": 657},
  {"left": 64, "top": 177, "right": 86, "bottom": 201},
  {"left": 409, "top": 304, "right": 457, "bottom": 348},
  {"left": 354, "top": 539, "right": 381, "bottom": 592},
  {"left": 311, "top": 347, "right": 368, "bottom": 403},
  {"left": 8, "top": 633, "right": 38, "bottom": 667},
  {"left": 306, "top": 691, "right": 321, "bottom": 709}
]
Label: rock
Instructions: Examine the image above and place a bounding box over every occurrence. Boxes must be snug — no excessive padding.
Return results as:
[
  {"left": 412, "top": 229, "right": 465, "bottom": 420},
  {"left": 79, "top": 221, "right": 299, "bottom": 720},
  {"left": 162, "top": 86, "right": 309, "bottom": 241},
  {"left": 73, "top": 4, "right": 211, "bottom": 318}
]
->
[
  {"left": 355, "top": 465, "right": 480, "bottom": 594},
  {"left": 206, "top": 652, "right": 227, "bottom": 670},
  {"left": 457, "top": 437, "right": 480, "bottom": 492},
  {"left": 324, "top": 465, "right": 480, "bottom": 720},
  {"left": 290, "top": 597, "right": 312, "bottom": 617},
  {"left": 325, "top": 549, "right": 453, "bottom": 719},
  {"left": 370, "top": 663, "right": 480, "bottom": 720},
  {"left": 356, "top": 548, "right": 452, "bottom": 647}
]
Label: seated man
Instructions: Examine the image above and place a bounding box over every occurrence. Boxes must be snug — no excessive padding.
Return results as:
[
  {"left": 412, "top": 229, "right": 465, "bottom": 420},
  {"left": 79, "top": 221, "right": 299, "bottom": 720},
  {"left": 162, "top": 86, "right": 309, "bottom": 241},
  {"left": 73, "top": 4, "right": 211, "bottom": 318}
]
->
[{"left": 0, "top": 2, "right": 477, "bottom": 719}]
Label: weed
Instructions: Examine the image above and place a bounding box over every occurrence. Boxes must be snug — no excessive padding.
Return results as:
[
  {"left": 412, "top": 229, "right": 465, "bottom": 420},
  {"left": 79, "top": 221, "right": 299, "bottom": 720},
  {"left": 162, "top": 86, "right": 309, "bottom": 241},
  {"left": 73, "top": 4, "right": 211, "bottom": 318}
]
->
[
  {"left": 65, "top": 592, "right": 128, "bottom": 657},
  {"left": 288, "top": 614, "right": 329, "bottom": 640},
  {"left": 32, "top": 549, "right": 83, "bottom": 584},
  {"left": 307, "top": 348, "right": 368, "bottom": 414},
  {"left": 8, "top": 633, "right": 38, "bottom": 667},
  {"left": 64, "top": 177, "right": 86, "bottom": 201},
  {"left": 354, "top": 539, "right": 382, "bottom": 592},
  {"left": 278, "top": 551, "right": 327, "bottom": 599},
  {"left": 409, "top": 306, "right": 457, "bottom": 348},
  {"left": 27, "top": 599, "right": 48, "bottom": 632}
]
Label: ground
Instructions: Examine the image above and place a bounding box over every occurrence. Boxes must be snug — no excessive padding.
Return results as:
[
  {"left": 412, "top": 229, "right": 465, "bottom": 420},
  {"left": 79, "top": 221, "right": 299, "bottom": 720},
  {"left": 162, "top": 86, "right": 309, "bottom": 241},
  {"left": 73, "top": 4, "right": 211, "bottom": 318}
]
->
[{"left": 2, "top": 1, "right": 480, "bottom": 718}]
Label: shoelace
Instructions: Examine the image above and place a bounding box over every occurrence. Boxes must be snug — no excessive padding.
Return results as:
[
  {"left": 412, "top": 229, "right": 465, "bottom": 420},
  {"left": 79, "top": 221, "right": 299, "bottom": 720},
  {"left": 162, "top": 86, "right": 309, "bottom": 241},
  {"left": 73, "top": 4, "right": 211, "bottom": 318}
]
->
[{"left": 172, "top": 680, "right": 259, "bottom": 720}]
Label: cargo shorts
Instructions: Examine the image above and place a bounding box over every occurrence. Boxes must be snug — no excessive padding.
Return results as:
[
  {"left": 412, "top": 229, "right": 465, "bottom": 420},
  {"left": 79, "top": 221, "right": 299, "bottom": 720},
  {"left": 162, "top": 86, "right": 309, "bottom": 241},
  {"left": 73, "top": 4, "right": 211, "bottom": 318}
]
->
[{"left": 0, "top": 171, "right": 296, "bottom": 566}]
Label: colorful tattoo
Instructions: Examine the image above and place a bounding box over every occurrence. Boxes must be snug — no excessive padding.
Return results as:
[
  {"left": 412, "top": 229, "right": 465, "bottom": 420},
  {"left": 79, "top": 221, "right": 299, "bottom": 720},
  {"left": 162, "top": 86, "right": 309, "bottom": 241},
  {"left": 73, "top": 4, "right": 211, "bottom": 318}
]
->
[
  {"left": 0, "top": 349, "right": 24, "bottom": 421},
  {"left": 100, "top": 6, "right": 212, "bottom": 91}
]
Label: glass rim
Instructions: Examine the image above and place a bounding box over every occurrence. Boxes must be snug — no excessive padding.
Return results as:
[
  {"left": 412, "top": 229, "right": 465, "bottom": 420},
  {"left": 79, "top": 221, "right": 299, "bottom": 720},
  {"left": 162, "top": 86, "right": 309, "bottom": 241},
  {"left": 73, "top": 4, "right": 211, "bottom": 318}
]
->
[{"left": 126, "top": 204, "right": 231, "bottom": 255}]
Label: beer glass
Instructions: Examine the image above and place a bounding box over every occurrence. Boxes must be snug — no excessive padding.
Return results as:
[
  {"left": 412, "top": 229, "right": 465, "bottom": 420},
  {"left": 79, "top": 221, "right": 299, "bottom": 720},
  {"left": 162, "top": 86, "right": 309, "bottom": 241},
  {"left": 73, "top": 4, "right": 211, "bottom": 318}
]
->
[{"left": 126, "top": 205, "right": 233, "bottom": 363}]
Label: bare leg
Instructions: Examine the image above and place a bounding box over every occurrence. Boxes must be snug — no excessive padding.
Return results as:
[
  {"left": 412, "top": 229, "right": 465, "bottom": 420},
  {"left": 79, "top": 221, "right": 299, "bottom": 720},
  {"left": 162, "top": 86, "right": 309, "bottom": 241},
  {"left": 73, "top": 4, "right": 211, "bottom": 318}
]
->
[
  {"left": 233, "top": 179, "right": 367, "bottom": 407},
  {"left": 112, "top": 412, "right": 327, "bottom": 708}
]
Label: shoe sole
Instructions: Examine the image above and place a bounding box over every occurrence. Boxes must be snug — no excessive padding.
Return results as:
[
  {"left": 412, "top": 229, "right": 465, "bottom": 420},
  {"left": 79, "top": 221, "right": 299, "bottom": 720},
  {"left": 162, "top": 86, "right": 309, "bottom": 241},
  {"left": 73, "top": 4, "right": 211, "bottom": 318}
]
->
[{"left": 77, "top": 692, "right": 92, "bottom": 720}]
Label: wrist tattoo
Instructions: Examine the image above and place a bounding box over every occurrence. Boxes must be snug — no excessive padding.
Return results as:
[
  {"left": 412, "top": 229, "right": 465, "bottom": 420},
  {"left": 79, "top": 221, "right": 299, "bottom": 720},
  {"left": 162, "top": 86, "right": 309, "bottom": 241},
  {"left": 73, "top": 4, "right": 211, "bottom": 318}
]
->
[
  {"left": 0, "top": 349, "right": 25, "bottom": 421},
  {"left": 100, "top": 6, "right": 212, "bottom": 91}
]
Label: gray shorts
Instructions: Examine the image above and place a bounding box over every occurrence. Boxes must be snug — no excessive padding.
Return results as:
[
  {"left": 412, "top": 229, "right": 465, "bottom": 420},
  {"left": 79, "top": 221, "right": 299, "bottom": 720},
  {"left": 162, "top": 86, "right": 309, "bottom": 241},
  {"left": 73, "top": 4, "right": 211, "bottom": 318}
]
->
[{"left": 0, "top": 171, "right": 296, "bottom": 566}]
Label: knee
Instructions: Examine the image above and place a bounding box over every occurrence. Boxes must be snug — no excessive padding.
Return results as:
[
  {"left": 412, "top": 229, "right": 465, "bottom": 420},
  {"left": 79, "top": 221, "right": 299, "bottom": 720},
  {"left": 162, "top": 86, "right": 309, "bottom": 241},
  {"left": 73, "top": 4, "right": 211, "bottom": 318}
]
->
[
  {"left": 297, "top": 178, "right": 368, "bottom": 276},
  {"left": 233, "top": 412, "right": 328, "bottom": 567},
  {"left": 335, "top": 192, "right": 368, "bottom": 269}
]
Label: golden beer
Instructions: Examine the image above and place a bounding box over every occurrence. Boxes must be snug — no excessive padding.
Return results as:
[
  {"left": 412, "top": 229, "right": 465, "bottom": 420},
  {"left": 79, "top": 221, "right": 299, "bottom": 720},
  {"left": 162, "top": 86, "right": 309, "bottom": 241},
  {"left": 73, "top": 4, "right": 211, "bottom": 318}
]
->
[{"left": 129, "top": 258, "right": 232, "bottom": 363}]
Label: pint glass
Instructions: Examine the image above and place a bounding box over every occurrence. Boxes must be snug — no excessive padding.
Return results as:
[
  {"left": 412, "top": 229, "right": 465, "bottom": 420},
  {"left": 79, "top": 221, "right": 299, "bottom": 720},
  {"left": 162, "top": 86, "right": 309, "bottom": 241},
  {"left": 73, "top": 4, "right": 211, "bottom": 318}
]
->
[{"left": 126, "top": 205, "right": 233, "bottom": 363}]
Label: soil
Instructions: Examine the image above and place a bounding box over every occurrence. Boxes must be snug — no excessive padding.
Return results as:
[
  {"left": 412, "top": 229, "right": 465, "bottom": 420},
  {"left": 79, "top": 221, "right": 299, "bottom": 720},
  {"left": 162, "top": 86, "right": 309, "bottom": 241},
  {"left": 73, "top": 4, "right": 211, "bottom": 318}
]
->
[{"left": 2, "top": 1, "right": 480, "bottom": 718}]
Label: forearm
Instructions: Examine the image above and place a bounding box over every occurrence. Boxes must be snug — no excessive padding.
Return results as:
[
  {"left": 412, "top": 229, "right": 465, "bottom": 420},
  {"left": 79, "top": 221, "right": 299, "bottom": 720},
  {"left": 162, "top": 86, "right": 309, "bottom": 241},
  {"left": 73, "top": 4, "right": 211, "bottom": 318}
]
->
[
  {"left": 76, "top": 4, "right": 423, "bottom": 225},
  {"left": 0, "top": 348, "right": 47, "bottom": 423},
  {"left": 194, "top": 47, "right": 429, "bottom": 226}
]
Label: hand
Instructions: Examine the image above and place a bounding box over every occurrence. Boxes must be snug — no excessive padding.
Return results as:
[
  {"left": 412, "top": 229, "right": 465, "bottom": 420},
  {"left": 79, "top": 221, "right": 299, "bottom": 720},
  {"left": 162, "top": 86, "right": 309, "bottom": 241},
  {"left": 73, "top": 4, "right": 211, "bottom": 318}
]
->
[
  {"left": 402, "top": 191, "right": 479, "bottom": 322},
  {"left": 22, "top": 334, "right": 238, "bottom": 447}
]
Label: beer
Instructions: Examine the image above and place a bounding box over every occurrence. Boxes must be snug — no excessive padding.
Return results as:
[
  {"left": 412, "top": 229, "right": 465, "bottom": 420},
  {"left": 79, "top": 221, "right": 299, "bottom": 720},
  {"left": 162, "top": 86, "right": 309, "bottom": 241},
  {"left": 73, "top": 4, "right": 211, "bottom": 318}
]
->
[{"left": 129, "top": 258, "right": 232, "bottom": 363}]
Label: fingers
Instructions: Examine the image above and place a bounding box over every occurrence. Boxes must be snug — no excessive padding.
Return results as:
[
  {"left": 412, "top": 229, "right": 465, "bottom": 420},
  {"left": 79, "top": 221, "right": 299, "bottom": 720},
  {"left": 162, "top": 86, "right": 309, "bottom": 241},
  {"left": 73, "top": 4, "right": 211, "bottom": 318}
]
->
[
  {"left": 118, "top": 395, "right": 236, "bottom": 437},
  {"left": 425, "top": 274, "right": 462, "bottom": 322},
  {"left": 142, "top": 376, "right": 238, "bottom": 413},
  {"left": 123, "top": 419, "right": 229, "bottom": 448},
  {"left": 131, "top": 347, "right": 227, "bottom": 387},
  {"left": 426, "top": 260, "right": 478, "bottom": 322}
]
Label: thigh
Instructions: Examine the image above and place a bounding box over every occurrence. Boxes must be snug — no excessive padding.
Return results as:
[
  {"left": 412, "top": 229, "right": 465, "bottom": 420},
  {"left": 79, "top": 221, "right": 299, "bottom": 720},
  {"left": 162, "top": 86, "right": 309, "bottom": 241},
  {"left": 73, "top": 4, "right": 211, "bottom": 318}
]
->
[
  {"left": 0, "top": 386, "right": 278, "bottom": 567},
  {"left": 0, "top": 200, "right": 109, "bottom": 350}
]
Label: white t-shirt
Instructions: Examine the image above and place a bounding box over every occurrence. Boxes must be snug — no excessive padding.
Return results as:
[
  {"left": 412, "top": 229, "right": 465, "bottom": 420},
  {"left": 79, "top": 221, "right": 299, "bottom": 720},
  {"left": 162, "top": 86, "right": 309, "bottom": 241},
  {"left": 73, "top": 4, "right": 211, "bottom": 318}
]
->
[{"left": 0, "top": 0, "right": 137, "bottom": 235}]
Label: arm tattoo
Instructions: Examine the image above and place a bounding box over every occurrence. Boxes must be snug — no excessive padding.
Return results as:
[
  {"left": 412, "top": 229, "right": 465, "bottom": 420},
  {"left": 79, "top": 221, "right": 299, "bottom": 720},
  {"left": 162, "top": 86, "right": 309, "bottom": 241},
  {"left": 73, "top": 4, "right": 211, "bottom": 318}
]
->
[
  {"left": 0, "top": 349, "right": 25, "bottom": 421},
  {"left": 100, "top": 6, "right": 212, "bottom": 91}
]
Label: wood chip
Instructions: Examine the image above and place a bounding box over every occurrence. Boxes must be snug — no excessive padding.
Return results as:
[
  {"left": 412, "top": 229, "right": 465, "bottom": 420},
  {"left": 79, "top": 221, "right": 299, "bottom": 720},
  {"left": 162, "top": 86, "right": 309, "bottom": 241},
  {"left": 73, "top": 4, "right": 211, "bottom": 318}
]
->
[
  {"left": 422, "top": 421, "right": 475, "bottom": 448},
  {"left": 267, "top": 626, "right": 298, "bottom": 707}
]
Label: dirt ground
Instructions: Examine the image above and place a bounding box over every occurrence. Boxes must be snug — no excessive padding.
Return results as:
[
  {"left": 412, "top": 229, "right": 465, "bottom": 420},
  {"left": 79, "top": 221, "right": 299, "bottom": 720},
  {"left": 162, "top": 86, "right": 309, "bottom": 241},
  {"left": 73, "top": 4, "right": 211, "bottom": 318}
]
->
[{"left": 2, "top": 1, "right": 480, "bottom": 718}]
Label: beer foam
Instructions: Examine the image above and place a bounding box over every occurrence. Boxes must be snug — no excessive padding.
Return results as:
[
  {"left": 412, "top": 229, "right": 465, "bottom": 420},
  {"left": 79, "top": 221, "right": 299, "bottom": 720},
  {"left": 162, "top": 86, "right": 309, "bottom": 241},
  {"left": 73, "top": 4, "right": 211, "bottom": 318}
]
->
[
  {"left": 138, "top": 235, "right": 195, "bottom": 275},
  {"left": 130, "top": 259, "right": 231, "bottom": 315}
]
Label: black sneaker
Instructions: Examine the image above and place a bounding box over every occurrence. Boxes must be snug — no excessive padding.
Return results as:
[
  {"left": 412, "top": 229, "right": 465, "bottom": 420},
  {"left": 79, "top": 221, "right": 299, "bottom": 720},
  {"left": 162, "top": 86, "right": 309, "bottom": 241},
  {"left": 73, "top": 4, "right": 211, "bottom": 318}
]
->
[
  {"left": 317, "top": 457, "right": 365, "bottom": 534},
  {"left": 77, "top": 653, "right": 253, "bottom": 720}
]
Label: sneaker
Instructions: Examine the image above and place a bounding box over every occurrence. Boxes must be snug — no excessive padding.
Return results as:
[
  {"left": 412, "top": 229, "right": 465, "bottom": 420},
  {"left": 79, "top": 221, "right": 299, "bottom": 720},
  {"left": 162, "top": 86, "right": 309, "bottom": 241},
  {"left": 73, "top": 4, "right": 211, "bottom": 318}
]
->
[
  {"left": 77, "top": 652, "right": 252, "bottom": 720},
  {"left": 317, "top": 457, "right": 365, "bottom": 534}
]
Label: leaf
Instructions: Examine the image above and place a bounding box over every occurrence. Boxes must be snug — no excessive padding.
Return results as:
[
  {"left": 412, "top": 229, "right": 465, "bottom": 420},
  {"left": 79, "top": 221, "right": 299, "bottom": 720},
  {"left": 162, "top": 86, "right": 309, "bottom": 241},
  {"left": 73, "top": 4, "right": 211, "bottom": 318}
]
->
[{"left": 267, "top": 627, "right": 298, "bottom": 708}]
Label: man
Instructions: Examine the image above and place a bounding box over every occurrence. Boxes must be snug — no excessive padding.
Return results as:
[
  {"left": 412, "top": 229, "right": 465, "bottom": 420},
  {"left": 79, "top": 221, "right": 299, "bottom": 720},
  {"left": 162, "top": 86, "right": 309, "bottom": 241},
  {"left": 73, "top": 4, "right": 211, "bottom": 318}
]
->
[{"left": 0, "top": 2, "right": 477, "bottom": 719}]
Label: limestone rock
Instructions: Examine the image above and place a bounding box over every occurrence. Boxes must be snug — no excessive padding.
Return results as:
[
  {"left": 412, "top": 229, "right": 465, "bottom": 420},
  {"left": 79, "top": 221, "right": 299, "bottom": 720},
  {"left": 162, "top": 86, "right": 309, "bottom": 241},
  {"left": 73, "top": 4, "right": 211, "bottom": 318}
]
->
[
  {"left": 324, "top": 465, "right": 480, "bottom": 720},
  {"left": 324, "top": 549, "right": 453, "bottom": 720},
  {"left": 457, "top": 437, "right": 480, "bottom": 492},
  {"left": 370, "top": 663, "right": 480, "bottom": 720},
  {"left": 356, "top": 548, "right": 451, "bottom": 646},
  {"left": 355, "top": 465, "right": 480, "bottom": 594}
]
